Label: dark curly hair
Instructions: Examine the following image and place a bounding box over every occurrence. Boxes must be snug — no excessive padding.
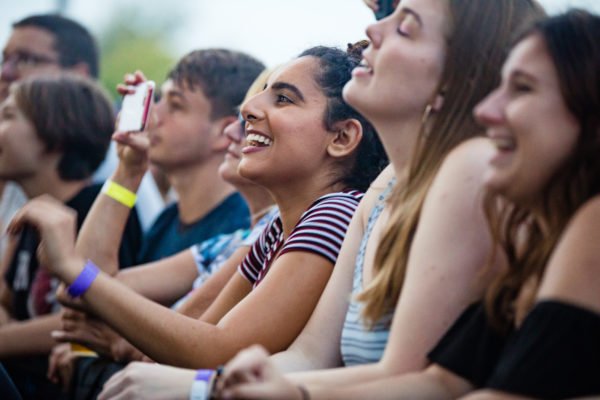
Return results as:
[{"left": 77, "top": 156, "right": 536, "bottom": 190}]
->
[{"left": 299, "top": 42, "right": 388, "bottom": 192}]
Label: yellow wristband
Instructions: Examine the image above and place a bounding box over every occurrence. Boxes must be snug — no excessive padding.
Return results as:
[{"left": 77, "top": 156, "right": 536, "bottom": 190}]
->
[{"left": 102, "top": 180, "right": 137, "bottom": 208}]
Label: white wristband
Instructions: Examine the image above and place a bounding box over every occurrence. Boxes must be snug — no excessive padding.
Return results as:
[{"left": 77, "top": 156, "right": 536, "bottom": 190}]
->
[
  {"left": 189, "top": 379, "right": 210, "bottom": 400},
  {"left": 190, "top": 369, "right": 213, "bottom": 400}
]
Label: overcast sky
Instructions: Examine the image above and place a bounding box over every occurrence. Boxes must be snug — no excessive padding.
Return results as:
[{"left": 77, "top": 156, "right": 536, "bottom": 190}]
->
[{"left": 1, "top": 0, "right": 599, "bottom": 67}]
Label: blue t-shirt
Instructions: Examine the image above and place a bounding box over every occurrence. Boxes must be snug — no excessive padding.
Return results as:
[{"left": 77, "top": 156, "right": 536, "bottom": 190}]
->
[{"left": 136, "top": 192, "right": 250, "bottom": 263}]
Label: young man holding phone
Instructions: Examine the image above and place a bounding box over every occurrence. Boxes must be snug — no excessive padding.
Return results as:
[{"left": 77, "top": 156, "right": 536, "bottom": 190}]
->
[{"left": 61, "top": 48, "right": 264, "bottom": 398}]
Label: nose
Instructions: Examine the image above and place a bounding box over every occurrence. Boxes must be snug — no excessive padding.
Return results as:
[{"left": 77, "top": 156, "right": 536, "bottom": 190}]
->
[
  {"left": 366, "top": 20, "right": 384, "bottom": 49},
  {"left": 240, "top": 92, "right": 265, "bottom": 125},
  {"left": 0, "top": 60, "right": 19, "bottom": 84},
  {"left": 474, "top": 89, "right": 505, "bottom": 131},
  {"left": 224, "top": 119, "right": 243, "bottom": 143}
]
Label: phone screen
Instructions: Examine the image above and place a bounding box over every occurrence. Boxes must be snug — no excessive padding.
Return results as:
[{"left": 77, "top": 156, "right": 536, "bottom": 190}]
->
[{"left": 117, "top": 81, "right": 155, "bottom": 132}]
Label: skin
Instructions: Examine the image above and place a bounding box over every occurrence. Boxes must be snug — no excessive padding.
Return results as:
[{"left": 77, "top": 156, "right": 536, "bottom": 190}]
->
[
  {"left": 47, "top": 117, "right": 273, "bottom": 385},
  {"left": 95, "top": 0, "right": 502, "bottom": 398},
  {"left": 9, "top": 56, "right": 366, "bottom": 395},
  {"left": 0, "top": 90, "right": 89, "bottom": 358},
  {"left": 0, "top": 26, "right": 63, "bottom": 101},
  {"left": 245, "top": 29, "right": 592, "bottom": 400},
  {"left": 474, "top": 34, "right": 580, "bottom": 206}
]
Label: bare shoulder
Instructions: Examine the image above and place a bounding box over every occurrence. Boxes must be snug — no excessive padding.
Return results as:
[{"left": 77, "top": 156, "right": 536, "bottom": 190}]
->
[
  {"left": 537, "top": 195, "right": 600, "bottom": 313},
  {"left": 438, "top": 137, "right": 494, "bottom": 181},
  {"left": 426, "top": 137, "right": 493, "bottom": 207},
  {"left": 554, "top": 195, "right": 600, "bottom": 259}
]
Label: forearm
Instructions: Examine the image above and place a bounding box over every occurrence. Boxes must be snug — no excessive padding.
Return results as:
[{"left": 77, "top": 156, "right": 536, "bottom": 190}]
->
[
  {"left": 459, "top": 390, "right": 533, "bottom": 400},
  {"left": 0, "top": 313, "right": 62, "bottom": 357},
  {"left": 307, "top": 369, "right": 467, "bottom": 400},
  {"left": 76, "top": 165, "right": 144, "bottom": 274},
  {"left": 116, "top": 250, "right": 197, "bottom": 305},
  {"left": 177, "top": 247, "right": 247, "bottom": 319},
  {"left": 271, "top": 347, "right": 335, "bottom": 373},
  {"left": 70, "top": 268, "right": 249, "bottom": 368},
  {"left": 289, "top": 361, "right": 390, "bottom": 388}
]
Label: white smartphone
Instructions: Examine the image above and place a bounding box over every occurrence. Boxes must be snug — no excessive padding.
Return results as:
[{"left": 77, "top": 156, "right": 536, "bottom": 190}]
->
[{"left": 117, "top": 81, "right": 155, "bottom": 132}]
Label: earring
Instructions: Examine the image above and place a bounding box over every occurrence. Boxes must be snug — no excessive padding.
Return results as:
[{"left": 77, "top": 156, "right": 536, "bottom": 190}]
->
[{"left": 421, "top": 104, "right": 433, "bottom": 125}]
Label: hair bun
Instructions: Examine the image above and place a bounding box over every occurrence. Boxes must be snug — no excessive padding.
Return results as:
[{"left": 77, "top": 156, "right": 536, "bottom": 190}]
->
[{"left": 346, "top": 40, "right": 370, "bottom": 59}]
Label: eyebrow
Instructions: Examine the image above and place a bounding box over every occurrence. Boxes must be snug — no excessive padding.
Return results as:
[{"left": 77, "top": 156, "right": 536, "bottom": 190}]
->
[
  {"left": 400, "top": 7, "right": 423, "bottom": 26},
  {"left": 165, "top": 90, "right": 186, "bottom": 102},
  {"left": 510, "top": 69, "right": 538, "bottom": 84},
  {"left": 271, "top": 82, "right": 305, "bottom": 102}
]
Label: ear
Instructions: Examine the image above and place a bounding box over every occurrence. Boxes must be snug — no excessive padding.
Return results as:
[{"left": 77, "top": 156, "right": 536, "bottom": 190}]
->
[
  {"left": 68, "top": 62, "right": 91, "bottom": 78},
  {"left": 326, "top": 119, "right": 363, "bottom": 159},
  {"left": 211, "top": 115, "right": 238, "bottom": 152}
]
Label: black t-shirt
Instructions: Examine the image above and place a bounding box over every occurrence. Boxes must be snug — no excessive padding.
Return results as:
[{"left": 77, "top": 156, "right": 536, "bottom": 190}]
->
[
  {"left": 428, "top": 301, "right": 600, "bottom": 399},
  {"left": 4, "top": 183, "right": 142, "bottom": 321}
]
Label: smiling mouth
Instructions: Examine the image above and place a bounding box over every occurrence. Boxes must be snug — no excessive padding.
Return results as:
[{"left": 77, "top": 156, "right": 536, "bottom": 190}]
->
[
  {"left": 491, "top": 136, "right": 516, "bottom": 152},
  {"left": 358, "top": 59, "right": 373, "bottom": 74},
  {"left": 246, "top": 133, "right": 273, "bottom": 147}
]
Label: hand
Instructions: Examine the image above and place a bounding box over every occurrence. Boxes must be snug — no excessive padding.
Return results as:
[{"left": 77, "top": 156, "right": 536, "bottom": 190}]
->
[
  {"left": 56, "top": 283, "right": 89, "bottom": 312},
  {"left": 7, "top": 195, "right": 82, "bottom": 281},
  {"left": 98, "top": 362, "right": 195, "bottom": 400},
  {"left": 113, "top": 71, "right": 152, "bottom": 177},
  {"left": 219, "top": 345, "right": 302, "bottom": 400},
  {"left": 363, "top": 0, "right": 379, "bottom": 11},
  {"left": 47, "top": 343, "right": 78, "bottom": 392},
  {"left": 52, "top": 309, "right": 118, "bottom": 360},
  {"left": 362, "top": 0, "right": 400, "bottom": 13}
]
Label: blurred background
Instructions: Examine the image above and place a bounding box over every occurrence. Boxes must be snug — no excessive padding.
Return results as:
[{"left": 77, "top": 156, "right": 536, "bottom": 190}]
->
[{"left": 1, "top": 0, "right": 599, "bottom": 100}]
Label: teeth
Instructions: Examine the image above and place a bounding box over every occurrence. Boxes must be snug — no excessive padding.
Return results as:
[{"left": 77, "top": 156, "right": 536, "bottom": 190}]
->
[
  {"left": 246, "top": 133, "right": 273, "bottom": 146},
  {"left": 491, "top": 136, "right": 516, "bottom": 151},
  {"left": 359, "top": 59, "right": 373, "bottom": 73}
]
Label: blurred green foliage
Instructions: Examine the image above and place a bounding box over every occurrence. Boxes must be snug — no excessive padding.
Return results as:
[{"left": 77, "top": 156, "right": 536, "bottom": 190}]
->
[{"left": 97, "top": 6, "right": 180, "bottom": 102}]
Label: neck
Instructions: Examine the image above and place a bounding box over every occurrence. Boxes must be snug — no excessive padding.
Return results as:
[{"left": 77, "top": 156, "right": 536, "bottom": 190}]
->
[
  {"left": 267, "top": 173, "right": 345, "bottom": 238},
  {"left": 166, "top": 157, "right": 235, "bottom": 224},
  {"left": 236, "top": 184, "right": 274, "bottom": 227},
  {"left": 19, "top": 171, "right": 88, "bottom": 202},
  {"left": 375, "top": 116, "right": 422, "bottom": 179}
]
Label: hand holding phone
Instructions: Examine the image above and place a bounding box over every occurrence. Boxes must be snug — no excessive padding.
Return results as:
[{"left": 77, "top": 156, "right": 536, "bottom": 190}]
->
[
  {"left": 117, "top": 81, "right": 155, "bottom": 132},
  {"left": 374, "top": 0, "right": 396, "bottom": 20}
]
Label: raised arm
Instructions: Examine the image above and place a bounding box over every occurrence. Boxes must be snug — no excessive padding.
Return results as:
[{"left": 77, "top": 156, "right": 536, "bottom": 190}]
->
[
  {"left": 74, "top": 131, "right": 148, "bottom": 274},
  {"left": 75, "top": 73, "right": 150, "bottom": 274}
]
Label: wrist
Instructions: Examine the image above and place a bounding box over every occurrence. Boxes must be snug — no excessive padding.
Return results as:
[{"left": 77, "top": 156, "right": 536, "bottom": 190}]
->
[
  {"left": 65, "top": 259, "right": 100, "bottom": 298},
  {"left": 113, "top": 164, "right": 145, "bottom": 188},
  {"left": 102, "top": 180, "right": 137, "bottom": 208},
  {"left": 189, "top": 369, "right": 214, "bottom": 400}
]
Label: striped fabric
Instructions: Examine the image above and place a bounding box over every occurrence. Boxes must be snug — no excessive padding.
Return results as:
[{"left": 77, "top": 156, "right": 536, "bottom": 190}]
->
[
  {"left": 238, "top": 190, "right": 363, "bottom": 288},
  {"left": 341, "top": 178, "right": 395, "bottom": 366}
]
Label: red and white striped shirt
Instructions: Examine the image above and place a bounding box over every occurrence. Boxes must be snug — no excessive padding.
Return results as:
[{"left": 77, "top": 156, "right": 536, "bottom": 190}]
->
[{"left": 238, "top": 190, "right": 363, "bottom": 288}]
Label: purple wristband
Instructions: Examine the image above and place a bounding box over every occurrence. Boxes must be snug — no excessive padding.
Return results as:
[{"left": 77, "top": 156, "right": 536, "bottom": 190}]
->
[
  {"left": 195, "top": 369, "right": 214, "bottom": 382},
  {"left": 67, "top": 260, "right": 100, "bottom": 298}
]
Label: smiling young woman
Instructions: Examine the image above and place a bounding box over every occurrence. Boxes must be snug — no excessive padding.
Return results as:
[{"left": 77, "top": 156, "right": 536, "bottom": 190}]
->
[{"left": 5, "top": 42, "right": 389, "bottom": 400}]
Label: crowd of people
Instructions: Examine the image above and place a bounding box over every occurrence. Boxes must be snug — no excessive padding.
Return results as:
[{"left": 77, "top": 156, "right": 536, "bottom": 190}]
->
[{"left": 0, "top": 0, "right": 598, "bottom": 399}]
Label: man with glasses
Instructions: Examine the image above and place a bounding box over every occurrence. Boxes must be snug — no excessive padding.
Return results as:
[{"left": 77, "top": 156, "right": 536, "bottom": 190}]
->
[{"left": 0, "top": 14, "right": 98, "bottom": 101}]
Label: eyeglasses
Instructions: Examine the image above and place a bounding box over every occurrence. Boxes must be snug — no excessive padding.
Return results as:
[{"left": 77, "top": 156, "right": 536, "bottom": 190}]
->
[{"left": 1, "top": 51, "right": 59, "bottom": 72}]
